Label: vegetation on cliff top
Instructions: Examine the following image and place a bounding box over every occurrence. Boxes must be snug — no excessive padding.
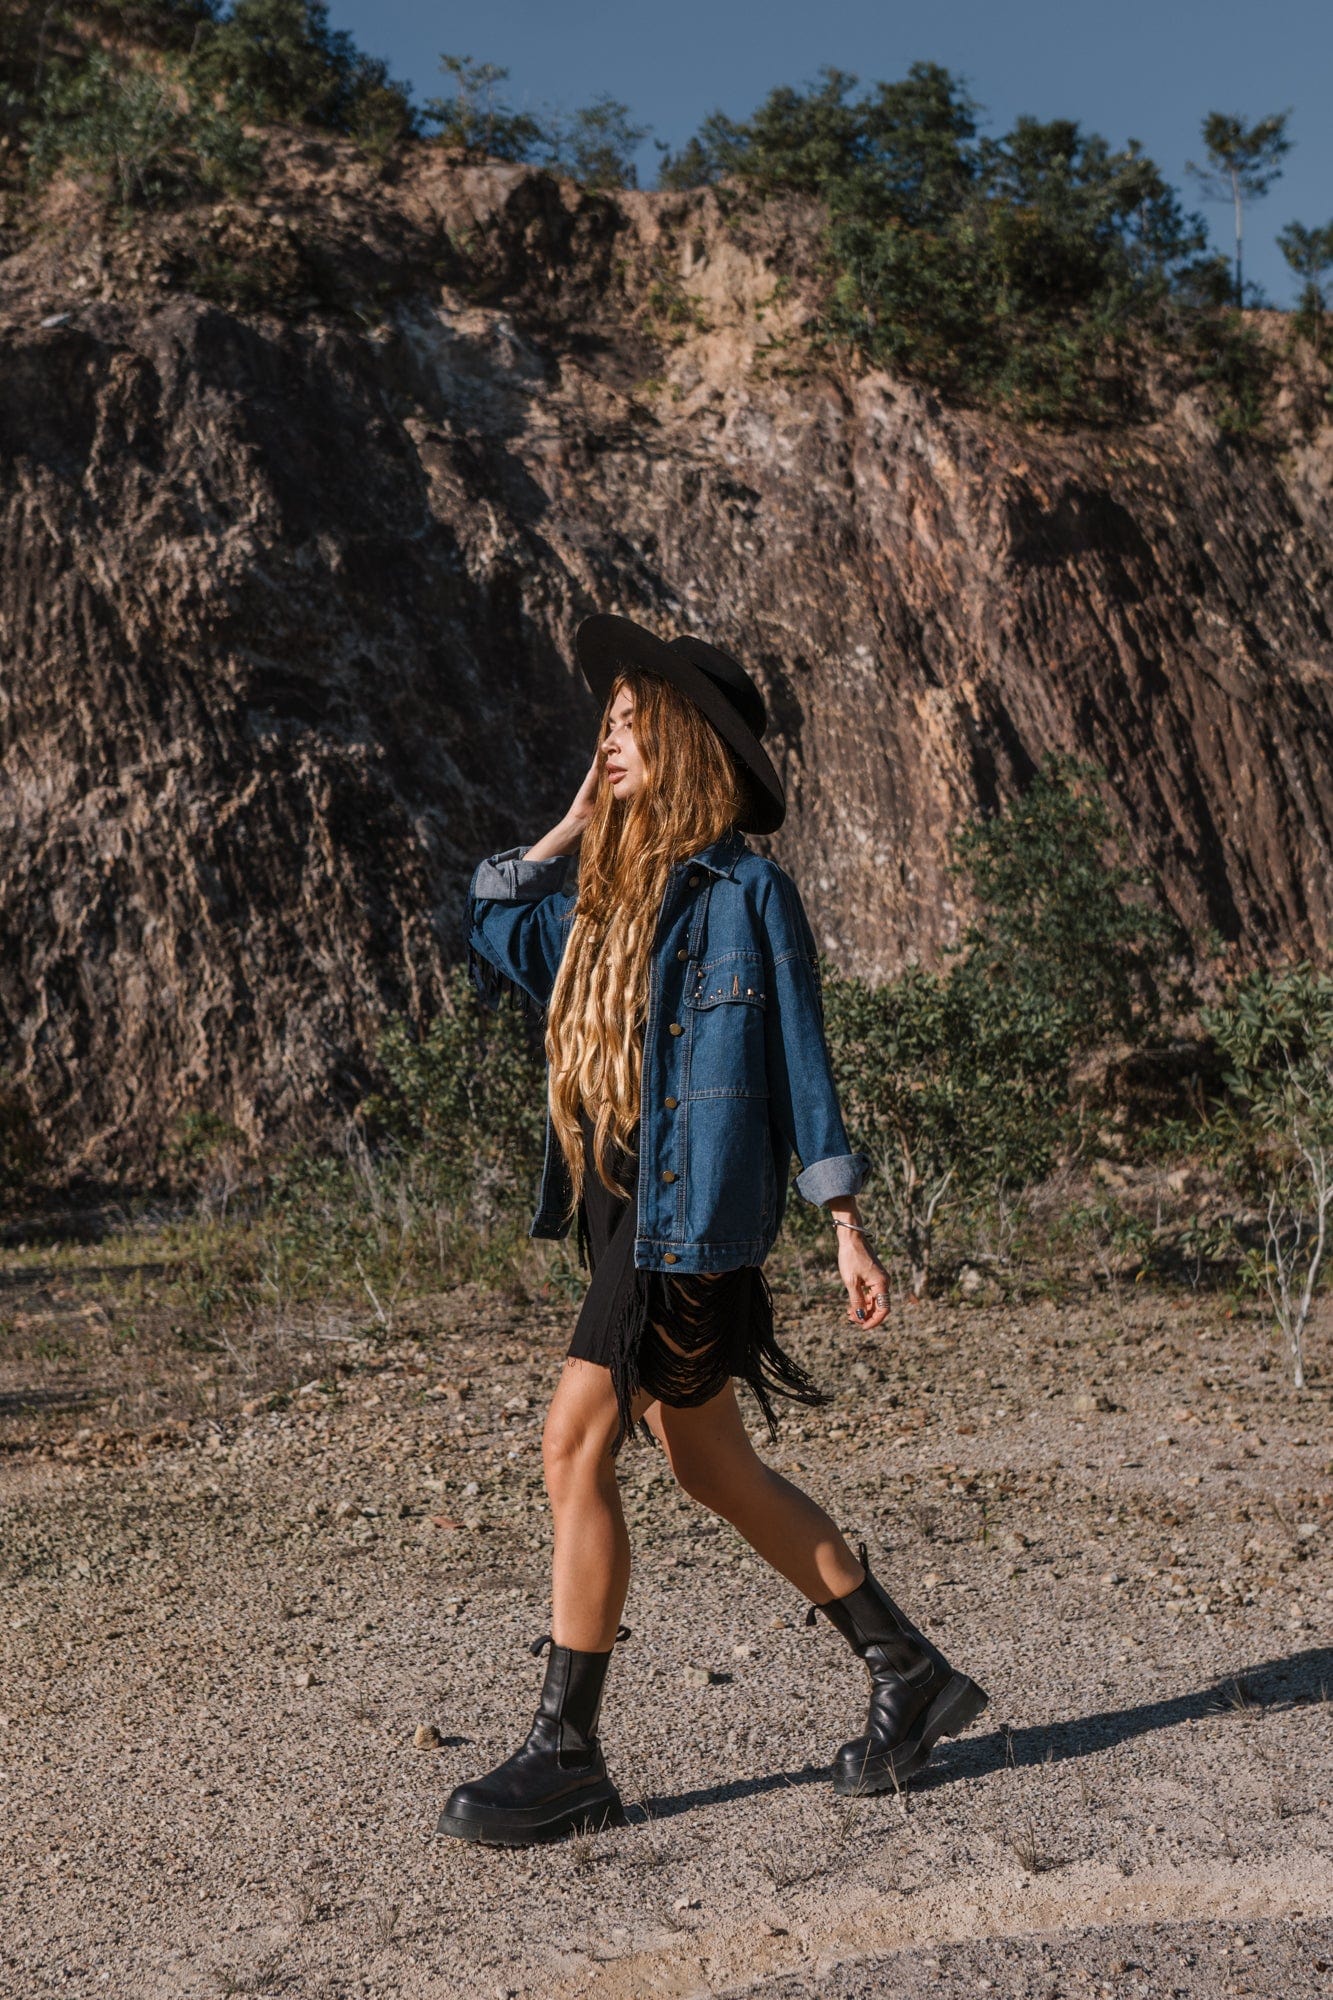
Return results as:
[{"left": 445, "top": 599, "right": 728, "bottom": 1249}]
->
[{"left": 3, "top": 6, "right": 1330, "bottom": 426}]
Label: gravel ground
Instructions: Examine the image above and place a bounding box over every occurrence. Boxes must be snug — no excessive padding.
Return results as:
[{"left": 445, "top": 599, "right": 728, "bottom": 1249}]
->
[{"left": 2, "top": 1249, "right": 1331, "bottom": 1998}]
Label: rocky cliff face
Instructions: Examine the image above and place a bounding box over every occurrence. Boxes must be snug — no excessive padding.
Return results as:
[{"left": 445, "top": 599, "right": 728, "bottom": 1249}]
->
[{"left": 2, "top": 139, "right": 1332, "bottom": 1184}]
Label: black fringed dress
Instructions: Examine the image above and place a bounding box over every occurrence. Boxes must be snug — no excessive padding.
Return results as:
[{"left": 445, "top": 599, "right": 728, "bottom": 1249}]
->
[{"left": 567, "top": 1103, "right": 828, "bottom": 1455}]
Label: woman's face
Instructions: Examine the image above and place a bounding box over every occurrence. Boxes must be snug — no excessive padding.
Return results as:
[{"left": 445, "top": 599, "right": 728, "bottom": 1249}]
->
[{"left": 601, "top": 684, "right": 645, "bottom": 803}]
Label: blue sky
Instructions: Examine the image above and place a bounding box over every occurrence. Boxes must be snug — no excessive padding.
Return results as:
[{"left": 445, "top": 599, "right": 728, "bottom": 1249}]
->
[{"left": 330, "top": 0, "right": 1332, "bottom": 305}]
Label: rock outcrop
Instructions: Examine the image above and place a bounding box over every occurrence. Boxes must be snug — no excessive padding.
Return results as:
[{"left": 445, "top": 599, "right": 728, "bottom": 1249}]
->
[{"left": 1, "top": 140, "right": 1331, "bottom": 1182}]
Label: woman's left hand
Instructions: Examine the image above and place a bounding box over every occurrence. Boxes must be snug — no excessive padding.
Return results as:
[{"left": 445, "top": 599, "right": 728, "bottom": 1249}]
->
[{"left": 837, "top": 1227, "right": 892, "bottom": 1330}]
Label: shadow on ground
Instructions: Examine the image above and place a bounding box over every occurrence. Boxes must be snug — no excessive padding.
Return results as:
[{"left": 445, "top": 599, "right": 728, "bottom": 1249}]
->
[{"left": 633, "top": 1647, "right": 1333, "bottom": 1821}]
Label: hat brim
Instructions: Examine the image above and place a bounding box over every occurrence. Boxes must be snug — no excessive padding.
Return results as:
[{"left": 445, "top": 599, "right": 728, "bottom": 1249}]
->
[{"left": 575, "top": 614, "right": 786, "bottom": 834}]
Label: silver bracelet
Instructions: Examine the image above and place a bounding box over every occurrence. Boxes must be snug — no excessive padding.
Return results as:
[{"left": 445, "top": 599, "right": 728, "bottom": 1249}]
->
[{"left": 831, "top": 1217, "right": 870, "bottom": 1237}]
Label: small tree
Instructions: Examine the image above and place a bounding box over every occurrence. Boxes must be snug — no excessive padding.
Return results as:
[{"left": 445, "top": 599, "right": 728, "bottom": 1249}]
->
[
  {"left": 1203, "top": 964, "right": 1333, "bottom": 1389},
  {"left": 1187, "top": 109, "right": 1292, "bottom": 307},
  {"left": 29, "top": 45, "right": 259, "bottom": 209},
  {"left": 949, "top": 754, "right": 1183, "bottom": 1051},
  {"left": 422, "top": 54, "right": 545, "bottom": 163},
  {"left": 1278, "top": 218, "right": 1333, "bottom": 356},
  {"left": 544, "top": 93, "right": 649, "bottom": 190},
  {"left": 188, "top": 0, "right": 415, "bottom": 143},
  {"left": 828, "top": 960, "right": 1067, "bottom": 1296}
]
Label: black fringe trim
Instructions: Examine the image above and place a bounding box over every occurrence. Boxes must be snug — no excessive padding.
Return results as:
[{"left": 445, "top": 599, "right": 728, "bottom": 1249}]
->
[
  {"left": 600, "top": 1259, "right": 831, "bottom": 1461},
  {"left": 604, "top": 1260, "right": 657, "bottom": 1458},
  {"left": 464, "top": 933, "right": 547, "bottom": 1025}
]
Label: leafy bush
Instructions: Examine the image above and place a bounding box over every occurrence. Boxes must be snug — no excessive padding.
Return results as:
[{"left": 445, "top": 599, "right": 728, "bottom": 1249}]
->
[
  {"left": 660, "top": 61, "right": 1255, "bottom": 425},
  {"left": 1201, "top": 964, "right": 1333, "bottom": 1386},
  {"left": 823, "top": 758, "right": 1179, "bottom": 1293},
  {"left": 188, "top": 0, "right": 415, "bottom": 146},
  {"left": 27, "top": 45, "right": 260, "bottom": 208},
  {"left": 359, "top": 963, "right": 548, "bottom": 1220},
  {"left": 419, "top": 52, "right": 648, "bottom": 189},
  {"left": 543, "top": 93, "right": 648, "bottom": 191},
  {"left": 422, "top": 54, "right": 546, "bottom": 164},
  {"left": 949, "top": 754, "right": 1184, "bottom": 1050},
  {"left": 827, "top": 959, "right": 1067, "bottom": 1295}
]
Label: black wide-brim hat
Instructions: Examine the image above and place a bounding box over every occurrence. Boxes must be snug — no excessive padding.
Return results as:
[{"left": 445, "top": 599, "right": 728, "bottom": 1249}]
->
[{"left": 574, "top": 614, "right": 786, "bottom": 834}]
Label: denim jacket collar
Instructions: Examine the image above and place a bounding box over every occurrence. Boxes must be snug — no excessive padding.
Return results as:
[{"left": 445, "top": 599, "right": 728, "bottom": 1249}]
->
[{"left": 681, "top": 824, "right": 748, "bottom": 880}]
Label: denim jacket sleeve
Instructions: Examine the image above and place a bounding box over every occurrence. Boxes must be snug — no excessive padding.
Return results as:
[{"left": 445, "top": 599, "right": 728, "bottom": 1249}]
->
[
  {"left": 463, "top": 845, "right": 576, "bottom": 1019},
  {"left": 758, "top": 865, "right": 872, "bottom": 1206}
]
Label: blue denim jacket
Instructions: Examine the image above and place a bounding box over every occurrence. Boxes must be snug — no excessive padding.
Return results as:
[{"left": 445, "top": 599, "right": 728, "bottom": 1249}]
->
[{"left": 463, "top": 822, "right": 871, "bottom": 1273}]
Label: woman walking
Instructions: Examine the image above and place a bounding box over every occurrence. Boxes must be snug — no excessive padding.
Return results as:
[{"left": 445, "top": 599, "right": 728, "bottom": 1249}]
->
[{"left": 439, "top": 614, "right": 987, "bottom": 1846}]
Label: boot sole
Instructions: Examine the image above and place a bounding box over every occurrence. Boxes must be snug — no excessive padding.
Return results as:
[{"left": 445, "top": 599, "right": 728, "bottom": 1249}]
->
[
  {"left": 833, "top": 1672, "right": 989, "bottom": 1797},
  {"left": 436, "top": 1784, "right": 626, "bottom": 1848}
]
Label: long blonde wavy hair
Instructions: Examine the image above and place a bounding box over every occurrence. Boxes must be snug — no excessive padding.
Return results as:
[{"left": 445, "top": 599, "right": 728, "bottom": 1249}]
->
[{"left": 546, "top": 667, "right": 749, "bottom": 1217}]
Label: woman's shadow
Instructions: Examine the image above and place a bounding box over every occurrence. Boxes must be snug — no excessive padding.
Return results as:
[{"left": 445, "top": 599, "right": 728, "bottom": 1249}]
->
[{"left": 627, "top": 1644, "right": 1333, "bottom": 1821}]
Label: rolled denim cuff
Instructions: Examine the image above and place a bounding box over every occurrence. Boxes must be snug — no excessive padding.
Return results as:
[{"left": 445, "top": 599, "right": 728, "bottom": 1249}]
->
[
  {"left": 470, "top": 845, "right": 573, "bottom": 903},
  {"left": 794, "top": 1150, "right": 872, "bottom": 1206}
]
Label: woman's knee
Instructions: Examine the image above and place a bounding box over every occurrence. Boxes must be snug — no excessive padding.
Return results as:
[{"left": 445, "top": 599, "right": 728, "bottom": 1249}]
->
[{"left": 542, "top": 1366, "right": 618, "bottom": 1501}]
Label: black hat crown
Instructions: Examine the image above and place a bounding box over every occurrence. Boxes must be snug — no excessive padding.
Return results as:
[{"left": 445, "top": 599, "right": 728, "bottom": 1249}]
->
[{"left": 663, "top": 636, "right": 768, "bottom": 740}]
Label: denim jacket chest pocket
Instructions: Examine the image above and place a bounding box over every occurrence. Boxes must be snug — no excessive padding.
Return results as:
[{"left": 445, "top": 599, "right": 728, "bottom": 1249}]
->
[{"left": 683, "top": 951, "right": 768, "bottom": 1101}]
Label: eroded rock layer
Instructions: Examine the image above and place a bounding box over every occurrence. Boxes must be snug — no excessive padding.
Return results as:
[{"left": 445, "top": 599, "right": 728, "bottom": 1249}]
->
[{"left": 1, "top": 151, "right": 1330, "bottom": 1179}]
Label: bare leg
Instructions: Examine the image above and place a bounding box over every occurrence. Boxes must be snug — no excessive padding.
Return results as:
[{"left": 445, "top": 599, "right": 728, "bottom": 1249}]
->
[
  {"left": 542, "top": 1357, "right": 655, "bottom": 1651},
  {"left": 647, "top": 1380, "right": 865, "bottom": 1603}
]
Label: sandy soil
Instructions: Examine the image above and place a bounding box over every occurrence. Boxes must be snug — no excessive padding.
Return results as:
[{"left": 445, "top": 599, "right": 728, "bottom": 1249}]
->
[{"left": 2, "top": 1241, "right": 1331, "bottom": 1998}]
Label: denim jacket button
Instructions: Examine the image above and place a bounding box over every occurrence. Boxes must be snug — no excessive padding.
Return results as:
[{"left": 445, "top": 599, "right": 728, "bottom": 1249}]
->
[
  {"left": 661, "top": 1169, "right": 677, "bottom": 1183},
  {"left": 664, "top": 1095, "right": 678, "bottom": 1109},
  {"left": 663, "top": 1252, "right": 678, "bottom": 1263},
  {"left": 668, "top": 1021, "right": 683, "bottom": 1035},
  {"left": 676, "top": 947, "right": 688, "bottom": 960},
  {"left": 687, "top": 874, "right": 700, "bottom": 886}
]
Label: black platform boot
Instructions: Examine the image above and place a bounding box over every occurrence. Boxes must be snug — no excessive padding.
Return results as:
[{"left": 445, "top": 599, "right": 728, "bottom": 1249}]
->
[
  {"left": 807, "top": 1543, "right": 989, "bottom": 1796},
  {"left": 436, "top": 1628, "right": 628, "bottom": 1847}
]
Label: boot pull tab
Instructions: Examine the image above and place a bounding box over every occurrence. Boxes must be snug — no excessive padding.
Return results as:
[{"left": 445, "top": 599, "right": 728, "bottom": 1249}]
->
[
  {"left": 857, "top": 1539, "right": 870, "bottom": 1573},
  {"left": 804, "top": 1604, "right": 821, "bottom": 1627},
  {"left": 614, "top": 1624, "right": 632, "bottom": 1644},
  {"left": 528, "top": 1632, "right": 552, "bottom": 1656}
]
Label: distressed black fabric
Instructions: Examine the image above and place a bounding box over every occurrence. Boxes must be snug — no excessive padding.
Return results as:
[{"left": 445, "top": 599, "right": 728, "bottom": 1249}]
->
[{"left": 568, "top": 1104, "right": 828, "bottom": 1456}]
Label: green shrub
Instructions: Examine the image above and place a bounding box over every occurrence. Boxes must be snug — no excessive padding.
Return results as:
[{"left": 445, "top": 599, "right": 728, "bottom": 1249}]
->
[
  {"left": 422, "top": 54, "right": 546, "bottom": 164},
  {"left": 359, "top": 962, "right": 548, "bottom": 1218},
  {"left": 28, "top": 45, "right": 260, "bottom": 209},
  {"left": 660, "top": 61, "right": 1261, "bottom": 426},
  {"left": 1201, "top": 963, "right": 1333, "bottom": 1386},
  {"left": 822, "top": 758, "right": 1179, "bottom": 1292},
  {"left": 827, "top": 958, "right": 1067, "bottom": 1295},
  {"left": 187, "top": 0, "right": 415, "bottom": 146},
  {"left": 949, "top": 754, "right": 1184, "bottom": 1051}
]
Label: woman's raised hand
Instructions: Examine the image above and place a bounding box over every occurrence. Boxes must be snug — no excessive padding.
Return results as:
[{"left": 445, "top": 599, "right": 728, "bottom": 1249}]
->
[
  {"left": 526, "top": 753, "right": 603, "bottom": 862},
  {"left": 566, "top": 749, "right": 604, "bottom": 832}
]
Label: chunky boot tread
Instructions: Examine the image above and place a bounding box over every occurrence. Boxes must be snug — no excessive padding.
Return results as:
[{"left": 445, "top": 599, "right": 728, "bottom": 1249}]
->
[
  {"left": 833, "top": 1672, "right": 990, "bottom": 1796},
  {"left": 437, "top": 1780, "right": 625, "bottom": 1846}
]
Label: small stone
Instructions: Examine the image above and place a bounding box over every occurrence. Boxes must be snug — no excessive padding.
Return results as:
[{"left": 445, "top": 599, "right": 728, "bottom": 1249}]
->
[
  {"left": 333, "top": 1499, "right": 358, "bottom": 1520},
  {"left": 673, "top": 1896, "right": 701, "bottom": 1914},
  {"left": 681, "top": 1665, "right": 714, "bottom": 1689},
  {"left": 292, "top": 1670, "right": 317, "bottom": 1689},
  {"left": 921, "top": 1571, "right": 941, "bottom": 1588},
  {"left": 462, "top": 1481, "right": 480, "bottom": 1497},
  {"left": 413, "top": 1723, "right": 443, "bottom": 1750},
  {"left": 731, "top": 1642, "right": 756, "bottom": 1660},
  {"left": 958, "top": 1265, "right": 983, "bottom": 1296}
]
